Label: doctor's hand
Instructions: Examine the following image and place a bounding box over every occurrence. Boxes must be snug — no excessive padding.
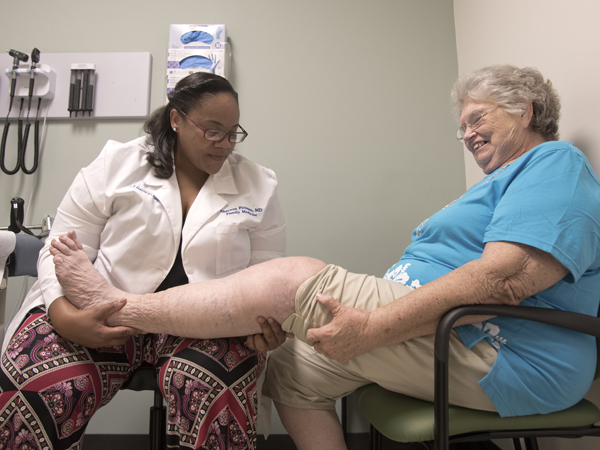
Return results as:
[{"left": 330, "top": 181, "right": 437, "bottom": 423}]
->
[
  {"left": 245, "top": 317, "right": 293, "bottom": 353},
  {"left": 48, "top": 297, "right": 141, "bottom": 348},
  {"left": 306, "top": 294, "right": 373, "bottom": 363}
]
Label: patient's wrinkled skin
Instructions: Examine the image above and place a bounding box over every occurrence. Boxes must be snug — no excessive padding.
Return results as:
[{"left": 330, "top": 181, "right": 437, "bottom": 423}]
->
[{"left": 50, "top": 231, "right": 128, "bottom": 312}]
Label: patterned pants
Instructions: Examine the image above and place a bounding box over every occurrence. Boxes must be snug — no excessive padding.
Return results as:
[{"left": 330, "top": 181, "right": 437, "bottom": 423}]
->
[{"left": 0, "top": 309, "right": 265, "bottom": 450}]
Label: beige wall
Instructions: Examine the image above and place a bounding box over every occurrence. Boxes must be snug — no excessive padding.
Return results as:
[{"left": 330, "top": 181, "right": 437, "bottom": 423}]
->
[
  {"left": 455, "top": 0, "right": 600, "bottom": 187},
  {"left": 454, "top": 1, "right": 600, "bottom": 449},
  {"left": 0, "top": 0, "right": 463, "bottom": 436}
]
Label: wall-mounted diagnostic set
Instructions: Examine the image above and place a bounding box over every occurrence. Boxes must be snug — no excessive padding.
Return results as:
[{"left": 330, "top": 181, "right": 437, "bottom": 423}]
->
[
  {"left": 0, "top": 50, "right": 152, "bottom": 175},
  {"left": 1, "top": 48, "right": 56, "bottom": 175}
]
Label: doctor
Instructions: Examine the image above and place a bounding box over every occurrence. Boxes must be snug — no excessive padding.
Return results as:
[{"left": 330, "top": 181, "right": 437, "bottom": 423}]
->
[{"left": 0, "top": 72, "right": 287, "bottom": 450}]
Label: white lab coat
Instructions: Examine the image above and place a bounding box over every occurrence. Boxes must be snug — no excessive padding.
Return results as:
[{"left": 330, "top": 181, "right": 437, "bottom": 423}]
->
[{"left": 3, "top": 136, "right": 286, "bottom": 352}]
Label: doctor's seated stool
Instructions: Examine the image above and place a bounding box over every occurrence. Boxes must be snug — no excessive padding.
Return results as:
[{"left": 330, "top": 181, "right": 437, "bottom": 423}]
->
[
  {"left": 355, "top": 304, "right": 600, "bottom": 450},
  {"left": 4, "top": 233, "right": 167, "bottom": 450},
  {"left": 120, "top": 364, "right": 166, "bottom": 450}
]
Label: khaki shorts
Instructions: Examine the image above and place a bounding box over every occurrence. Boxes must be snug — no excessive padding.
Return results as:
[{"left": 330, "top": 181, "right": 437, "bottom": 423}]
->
[{"left": 263, "top": 264, "right": 497, "bottom": 411}]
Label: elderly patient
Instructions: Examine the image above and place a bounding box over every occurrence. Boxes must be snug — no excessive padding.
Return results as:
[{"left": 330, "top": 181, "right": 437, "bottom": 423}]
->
[{"left": 46, "top": 65, "right": 600, "bottom": 450}]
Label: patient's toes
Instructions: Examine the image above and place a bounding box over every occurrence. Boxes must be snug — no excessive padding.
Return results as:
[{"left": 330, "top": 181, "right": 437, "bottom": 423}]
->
[
  {"left": 50, "top": 239, "right": 61, "bottom": 253},
  {"left": 67, "top": 230, "right": 84, "bottom": 250},
  {"left": 52, "top": 255, "right": 68, "bottom": 280},
  {"left": 51, "top": 239, "right": 71, "bottom": 256},
  {"left": 59, "top": 234, "right": 78, "bottom": 251}
]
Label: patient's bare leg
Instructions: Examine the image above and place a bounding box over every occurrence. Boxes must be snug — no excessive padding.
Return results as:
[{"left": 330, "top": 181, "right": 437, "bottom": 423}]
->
[{"left": 50, "top": 231, "right": 327, "bottom": 339}]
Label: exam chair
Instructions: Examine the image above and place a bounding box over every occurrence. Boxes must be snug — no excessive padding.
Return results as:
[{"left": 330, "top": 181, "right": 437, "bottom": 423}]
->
[
  {"left": 355, "top": 304, "right": 600, "bottom": 450},
  {"left": 2, "top": 232, "right": 166, "bottom": 450}
]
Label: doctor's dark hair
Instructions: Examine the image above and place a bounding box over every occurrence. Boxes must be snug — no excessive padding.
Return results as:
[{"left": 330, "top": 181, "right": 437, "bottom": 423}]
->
[
  {"left": 144, "top": 72, "right": 239, "bottom": 179},
  {"left": 451, "top": 65, "right": 561, "bottom": 142}
]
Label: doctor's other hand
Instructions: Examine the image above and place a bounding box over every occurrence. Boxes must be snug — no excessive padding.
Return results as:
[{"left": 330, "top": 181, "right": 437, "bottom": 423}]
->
[
  {"left": 246, "top": 317, "right": 293, "bottom": 353},
  {"left": 48, "top": 297, "right": 140, "bottom": 348},
  {"left": 306, "top": 294, "right": 372, "bottom": 363}
]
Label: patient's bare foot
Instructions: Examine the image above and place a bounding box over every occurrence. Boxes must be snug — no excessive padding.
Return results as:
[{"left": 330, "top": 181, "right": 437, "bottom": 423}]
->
[{"left": 50, "top": 231, "right": 125, "bottom": 310}]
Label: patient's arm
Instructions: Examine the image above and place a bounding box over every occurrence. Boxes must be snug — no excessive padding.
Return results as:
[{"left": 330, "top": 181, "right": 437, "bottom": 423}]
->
[
  {"left": 50, "top": 231, "right": 325, "bottom": 339},
  {"left": 307, "top": 240, "right": 569, "bottom": 362}
]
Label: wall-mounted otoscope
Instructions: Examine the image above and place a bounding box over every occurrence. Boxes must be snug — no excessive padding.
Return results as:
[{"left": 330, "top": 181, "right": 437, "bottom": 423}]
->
[
  {"left": 20, "top": 48, "right": 42, "bottom": 174},
  {"left": 7, "top": 50, "right": 28, "bottom": 113},
  {"left": 1, "top": 49, "right": 29, "bottom": 175},
  {"left": 1, "top": 48, "right": 49, "bottom": 175}
]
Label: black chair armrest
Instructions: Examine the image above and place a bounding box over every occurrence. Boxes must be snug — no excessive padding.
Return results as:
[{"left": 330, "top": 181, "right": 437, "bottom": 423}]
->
[{"left": 433, "top": 304, "right": 600, "bottom": 450}]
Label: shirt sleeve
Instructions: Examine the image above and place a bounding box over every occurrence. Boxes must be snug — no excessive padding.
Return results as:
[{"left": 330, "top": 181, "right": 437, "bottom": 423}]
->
[
  {"left": 484, "top": 148, "right": 600, "bottom": 282},
  {"left": 37, "top": 151, "right": 109, "bottom": 308},
  {"left": 248, "top": 190, "right": 286, "bottom": 265}
]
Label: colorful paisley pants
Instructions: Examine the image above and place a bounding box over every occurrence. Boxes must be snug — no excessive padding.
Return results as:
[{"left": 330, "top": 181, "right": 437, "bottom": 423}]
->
[{"left": 0, "top": 308, "right": 264, "bottom": 450}]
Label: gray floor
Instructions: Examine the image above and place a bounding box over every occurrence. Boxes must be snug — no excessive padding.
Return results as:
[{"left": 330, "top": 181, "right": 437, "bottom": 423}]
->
[
  {"left": 82, "top": 433, "right": 371, "bottom": 449},
  {"left": 82, "top": 433, "right": 505, "bottom": 449}
]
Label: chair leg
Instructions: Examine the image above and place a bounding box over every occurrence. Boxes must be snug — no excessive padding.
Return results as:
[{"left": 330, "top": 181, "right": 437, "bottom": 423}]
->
[
  {"left": 149, "top": 389, "right": 166, "bottom": 450},
  {"left": 523, "top": 437, "right": 539, "bottom": 450},
  {"left": 512, "top": 438, "right": 523, "bottom": 450},
  {"left": 342, "top": 396, "right": 348, "bottom": 443},
  {"left": 370, "top": 424, "right": 383, "bottom": 450}
]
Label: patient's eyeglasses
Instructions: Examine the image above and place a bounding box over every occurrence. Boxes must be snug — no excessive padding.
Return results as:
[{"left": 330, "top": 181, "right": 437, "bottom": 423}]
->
[
  {"left": 456, "top": 106, "right": 497, "bottom": 142},
  {"left": 179, "top": 111, "right": 248, "bottom": 143}
]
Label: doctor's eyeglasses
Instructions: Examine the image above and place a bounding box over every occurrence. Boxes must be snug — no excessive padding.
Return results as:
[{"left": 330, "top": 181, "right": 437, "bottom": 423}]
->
[{"left": 178, "top": 111, "right": 248, "bottom": 143}]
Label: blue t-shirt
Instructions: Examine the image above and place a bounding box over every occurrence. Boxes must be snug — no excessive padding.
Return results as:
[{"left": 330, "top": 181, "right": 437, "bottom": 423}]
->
[{"left": 384, "top": 141, "right": 600, "bottom": 417}]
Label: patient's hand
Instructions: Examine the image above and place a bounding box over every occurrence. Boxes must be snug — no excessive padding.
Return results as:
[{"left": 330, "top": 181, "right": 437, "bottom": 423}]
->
[
  {"left": 246, "top": 317, "right": 293, "bottom": 353},
  {"left": 306, "top": 294, "right": 372, "bottom": 363}
]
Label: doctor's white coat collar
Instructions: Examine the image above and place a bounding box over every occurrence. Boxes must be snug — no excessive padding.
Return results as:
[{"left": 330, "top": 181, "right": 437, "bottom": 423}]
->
[
  {"left": 143, "top": 156, "right": 239, "bottom": 246},
  {"left": 210, "top": 156, "right": 239, "bottom": 196}
]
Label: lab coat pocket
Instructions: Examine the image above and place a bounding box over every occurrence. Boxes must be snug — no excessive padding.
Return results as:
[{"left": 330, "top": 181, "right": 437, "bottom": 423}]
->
[{"left": 216, "top": 223, "right": 251, "bottom": 275}]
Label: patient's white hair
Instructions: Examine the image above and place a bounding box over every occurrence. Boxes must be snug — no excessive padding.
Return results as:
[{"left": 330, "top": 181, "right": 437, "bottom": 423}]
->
[{"left": 451, "top": 65, "right": 561, "bottom": 141}]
